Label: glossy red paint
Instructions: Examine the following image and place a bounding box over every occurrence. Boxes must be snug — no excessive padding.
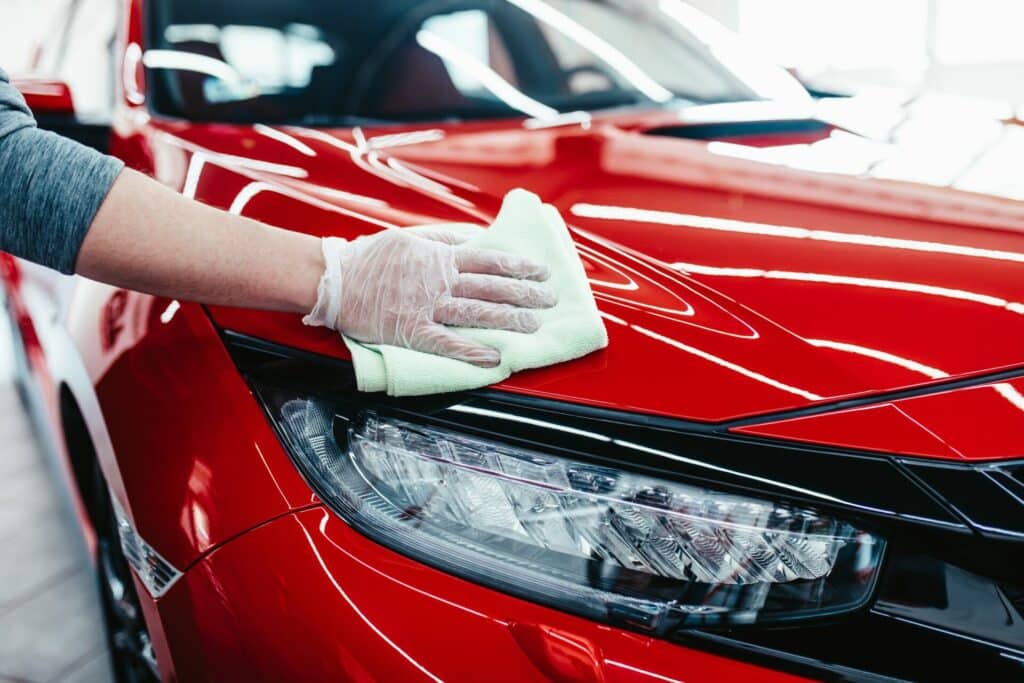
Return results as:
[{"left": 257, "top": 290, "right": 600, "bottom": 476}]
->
[
  {"left": 0, "top": 258, "right": 51, "bottom": 388},
  {"left": 889, "top": 377, "right": 1024, "bottom": 461},
  {"left": 0, "top": 256, "right": 42, "bottom": 371},
  {"left": 169, "top": 119, "right": 1024, "bottom": 426},
  {"left": 10, "top": 77, "right": 76, "bottom": 116},
  {"left": 733, "top": 378, "right": 1024, "bottom": 461},
  {"left": 65, "top": 280, "right": 315, "bottom": 570},
  {"left": 731, "top": 403, "right": 962, "bottom": 459},
  {"left": 150, "top": 507, "right": 809, "bottom": 682}
]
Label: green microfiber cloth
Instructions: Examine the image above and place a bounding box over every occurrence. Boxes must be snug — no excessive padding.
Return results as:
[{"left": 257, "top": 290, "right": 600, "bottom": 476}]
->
[{"left": 343, "top": 189, "right": 608, "bottom": 396}]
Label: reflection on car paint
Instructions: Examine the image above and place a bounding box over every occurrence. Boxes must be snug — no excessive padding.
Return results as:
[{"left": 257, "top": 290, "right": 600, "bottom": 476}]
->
[
  {"left": 674, "top": 261, "right": 1024, "bottom": 315},
  {"left": 570, "top": 202, "right": 1024, "bottom": 264}
]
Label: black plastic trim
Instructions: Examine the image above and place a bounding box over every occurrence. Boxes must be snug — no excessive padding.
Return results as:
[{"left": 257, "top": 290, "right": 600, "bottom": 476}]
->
[
  {"left": 644, "top": 118, "right": 831, "bottom": 141},
  {"left": 901, "top": 459, "right": 1024, "bottom": 539},
  {"left": 224, "top": 334, "right": 952, "bottom": 523},
  {"left": 222, "top": 331, "right": 1024, "bottom": 581},
  {"left": 224, "top": 331, "right": 1024, "bottom": 680},
  {"left": 224, "top": 328, "right": 1024, "bottom": 440},
  {"left": 725, "top": 364, "right": 1024, "bottom": 430},
  {"left": 679, "top": 630, "right": 909, "bottom": 682}
]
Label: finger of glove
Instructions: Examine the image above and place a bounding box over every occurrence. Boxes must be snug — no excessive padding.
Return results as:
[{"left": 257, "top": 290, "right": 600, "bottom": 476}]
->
[
  {"left": 455, "top": 247, "right": 550, "bottom": 281},
  {"left": 435, "top": 297, "right": 540, "bottom": 333},
  {"left": 414, "top": 229, "right": 472, "bottom": 246},
  {"left": 453, "top": 273, "right": 557, "bottom": 308},
  {"left": 409, "top": 322, "right": 502, "bottom": 367}
]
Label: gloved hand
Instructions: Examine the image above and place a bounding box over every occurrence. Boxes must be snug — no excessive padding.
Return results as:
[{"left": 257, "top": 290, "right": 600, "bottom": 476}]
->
[{"left": 303, "top": 228, "right": 556, "bottom": 367}]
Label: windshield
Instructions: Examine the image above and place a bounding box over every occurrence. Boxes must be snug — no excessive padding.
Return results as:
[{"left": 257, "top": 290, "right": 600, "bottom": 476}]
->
[{"left": 145, "top": 0, "right": 806, "bottom": 124}]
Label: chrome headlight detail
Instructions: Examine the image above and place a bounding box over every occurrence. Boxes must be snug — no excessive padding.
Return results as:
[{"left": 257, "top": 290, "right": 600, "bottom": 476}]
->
[{"left": 265, "top": 394, "right": 884, "bottom": 631}]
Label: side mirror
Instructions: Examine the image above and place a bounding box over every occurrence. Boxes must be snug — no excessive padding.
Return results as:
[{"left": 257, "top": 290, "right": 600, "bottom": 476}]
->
[
  {"left": 10, "top": 77, "right": 111, "bottom": 153},
  {"left": 10, "top": 77, "right": 76, "bottom": 117}
]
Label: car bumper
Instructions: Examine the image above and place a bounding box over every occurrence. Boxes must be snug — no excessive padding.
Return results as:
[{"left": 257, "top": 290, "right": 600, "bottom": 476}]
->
[{"left": 148, "top": 506, "right": 809, "bottom": 682}]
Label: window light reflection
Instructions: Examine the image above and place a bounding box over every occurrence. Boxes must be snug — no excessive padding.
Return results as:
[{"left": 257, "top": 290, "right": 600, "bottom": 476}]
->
[
  {"left": 671, "top": 267, "right": 1024, "bottom": 416},
  {"left": 182, "top": 153, "right": 206, "bottom": 199},
  {"left": 142, "top": 49, "right": 244, "bottom": 85},
  {"left": 993, "top": 383, "right": 1024, "bottom": 413},
  {"left": 658, "top": 0, "right": 809, "bottom": 103},
  {"left": 524, "top": 110, "right": 592, "bottom": 130},
  {"left": 286, "top": 127, "right": 472, "bottom": 209},
  {"left": 674, "top": 261, "right": 1024, "bottom": 314},
  {"left": 284, "top": 127, "right": 358, "bottom": 154},
  {"left": 505, "top": 0, "right": 673, "bottom": 103},
  {"left": 155, "top": 131, "right": 310, "bottom": 178},
  {"left": 122, "top": 43, "right": 146, "bottom": 105},
  {"left": 253, "top": 124, "right": 316, "bottom": 157},
  {"left": 416, "top": 30, "right": 558, "bottom": 120},
  {"left": 303, "top": 518, "right": 444, "bottom": 683},
  {"left": 159, "top": 300, "right": 181, "bottom": 325},
  {"left": 228, "top": 181, "right": 395, "bottom": 229},
  {"left": 386, "top": 158, "right": 467, "bottom": 203},
  {"left": 629, "top": 323, "right": 822, "bottom": 401},
  {"left": 609, "top": 438, "right": 857, "bottom": 508},
  {"left": 448, "top": 405, "right": 612, "bottom": 442},
  {"left": 365, "top": 129, "right": 446, "bottom": 150},
  {"left": 571, "top": 203, "right": 1024, "bottom": 265},
  {"left": 806, "top": 339, "right": 948, "bottom": 380}
]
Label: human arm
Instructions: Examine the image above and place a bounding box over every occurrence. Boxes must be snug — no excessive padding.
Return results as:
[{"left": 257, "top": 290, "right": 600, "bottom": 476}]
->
[
  {"left": 0, "top": 68, "right": 124, "bottom": 273},
  {"left": 80, "top": 171, "right": 553, "bottom": 368},
  {"left": 0, "top": 68, "right": 322, "bottom": 310},
  {"left": 76, "top": 168, "right": 325, "bottom": 314},
  {"left": 0, "top": 69, "right": 553, "bottom": 367}
]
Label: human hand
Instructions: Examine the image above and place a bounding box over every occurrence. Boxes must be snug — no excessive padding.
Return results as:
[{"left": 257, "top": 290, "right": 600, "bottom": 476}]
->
[{"left": 303, "top": 229, "right": 555, "bottom": 367}]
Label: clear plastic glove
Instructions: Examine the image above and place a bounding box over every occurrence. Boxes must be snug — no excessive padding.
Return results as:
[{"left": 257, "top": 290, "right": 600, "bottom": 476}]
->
[{"left": 303, "top": 229, "right": 556, "bottom": 367}]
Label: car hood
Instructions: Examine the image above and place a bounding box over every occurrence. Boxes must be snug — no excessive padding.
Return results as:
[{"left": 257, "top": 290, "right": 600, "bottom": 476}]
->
[{"left": 187, "top": 118, "right": 1024, "bottom": 425}]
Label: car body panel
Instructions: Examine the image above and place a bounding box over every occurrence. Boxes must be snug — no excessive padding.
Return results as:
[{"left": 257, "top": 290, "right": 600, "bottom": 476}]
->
[
  {"left": 889, "top": 377, "right": 1024, "bottom": 460},
  {"left": 159, "top": 119, "right": 1024, "bottom": 437},
  {"left": 151, "top": 506, "right": 809, "bottom": 682},
  {"left": 106, "top": 0, "right": 1024, "bottom": 441},
  {"left": 8, "top": 77, "right": 76, "bottom": 116},
  {"left": 64, "top": 279, "right": 315, "bottom": 570},
  {"left": 730, "top": 403, "right": 962, "bottom": 459},
  {"left": 732, "top": 378, "right": 1024, "bottom": 461}
]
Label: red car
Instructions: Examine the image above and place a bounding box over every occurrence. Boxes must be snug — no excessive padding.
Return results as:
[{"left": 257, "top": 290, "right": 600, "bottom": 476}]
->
[{"left": 5, "top": 1, "right": 1024, "bottom": 681}]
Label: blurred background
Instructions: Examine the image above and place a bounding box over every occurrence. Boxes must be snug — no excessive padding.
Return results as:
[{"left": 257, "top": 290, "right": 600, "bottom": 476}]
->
[
  {"left": 7, "top": 0, "right": 1024, "bottom": 117},
  {"left": 1, "top": 7, "right": 113, "bottom": 681},
  {"left": 692, "top": 0, "right": 1024, "bottom": 106},
  {"left": 2, "top": 0, "right": 118, "bottom": 117},
  {"left": 6, "top": 0, "right": 1024, "bottom": 200}
]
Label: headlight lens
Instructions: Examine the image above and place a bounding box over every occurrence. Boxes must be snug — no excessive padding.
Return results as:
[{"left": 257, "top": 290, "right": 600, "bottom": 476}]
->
[{"left": 269, "top": 396, "right": 884, "bottom": 631}]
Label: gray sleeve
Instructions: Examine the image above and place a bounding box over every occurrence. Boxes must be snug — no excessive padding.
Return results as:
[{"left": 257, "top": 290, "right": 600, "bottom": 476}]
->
[{"left": 0, "top": 68, "right": 124, "bottom": 274}]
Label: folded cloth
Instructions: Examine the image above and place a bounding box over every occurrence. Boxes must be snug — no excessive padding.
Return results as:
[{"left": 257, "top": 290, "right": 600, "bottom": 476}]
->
[{"left": 343, "top": 189, "right": 608, "bottom": 396}]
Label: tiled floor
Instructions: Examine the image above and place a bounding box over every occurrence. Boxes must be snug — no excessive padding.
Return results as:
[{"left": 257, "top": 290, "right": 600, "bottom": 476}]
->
[{"left": 0, "top": 321, "right": 113, "bottom": 682}]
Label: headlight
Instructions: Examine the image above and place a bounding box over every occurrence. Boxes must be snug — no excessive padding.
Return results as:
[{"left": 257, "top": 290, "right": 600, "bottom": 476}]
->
[{"left": 258, "top": 390, "right": 885, "bottom": 632}]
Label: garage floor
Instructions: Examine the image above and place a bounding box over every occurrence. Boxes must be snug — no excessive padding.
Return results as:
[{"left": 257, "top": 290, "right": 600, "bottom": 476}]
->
[{"left": 0, "top": 324, "right": 113, "bottom": 682}]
